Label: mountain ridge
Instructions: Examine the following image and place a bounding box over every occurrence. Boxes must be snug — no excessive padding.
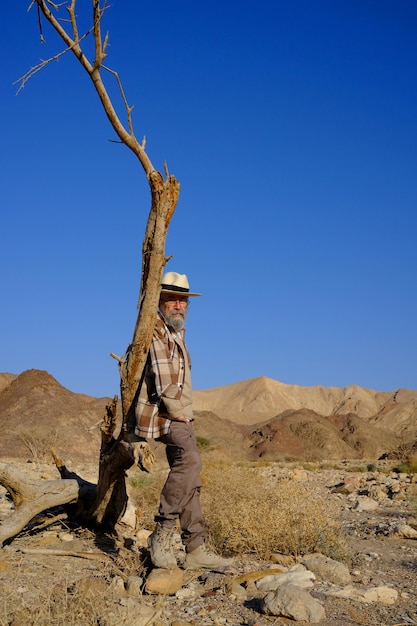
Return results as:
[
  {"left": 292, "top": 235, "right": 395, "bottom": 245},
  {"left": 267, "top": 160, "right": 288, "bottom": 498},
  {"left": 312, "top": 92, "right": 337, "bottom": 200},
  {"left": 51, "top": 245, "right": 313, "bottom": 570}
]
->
[
  {"left": 1, "top": 370, "right": 415, "bottom": 463},
  {"left": 193, "top": 376, "right": 416, "bottom": 427}
]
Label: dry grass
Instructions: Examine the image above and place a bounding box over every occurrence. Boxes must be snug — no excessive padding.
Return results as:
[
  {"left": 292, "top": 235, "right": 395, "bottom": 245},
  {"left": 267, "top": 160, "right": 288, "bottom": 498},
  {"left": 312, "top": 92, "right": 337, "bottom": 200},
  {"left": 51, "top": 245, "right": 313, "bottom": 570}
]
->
[
  {"left": 1, "top": 555, "right": 111, "bottom": 626},
  {"left": 201, "top": 461, "right": 346, "bottom": 561},
  {"left": 1, "top": 461, "right": 347, "bottom": 625},
  {"left": 128, "top": 468, "right": 167, "bottom": 530},
  {"left": 129, "top": 461, "right": 346, "bottom": 562},
  {"left": 0, "top": 534, "right": 154, "bottom": 626}
]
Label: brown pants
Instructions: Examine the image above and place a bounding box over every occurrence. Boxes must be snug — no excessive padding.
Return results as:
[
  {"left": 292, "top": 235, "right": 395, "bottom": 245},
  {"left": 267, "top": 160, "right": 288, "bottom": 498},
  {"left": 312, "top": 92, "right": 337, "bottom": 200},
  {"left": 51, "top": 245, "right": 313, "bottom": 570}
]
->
[{"left": 156, "top": 421, "right": 206, "bottom": 552}]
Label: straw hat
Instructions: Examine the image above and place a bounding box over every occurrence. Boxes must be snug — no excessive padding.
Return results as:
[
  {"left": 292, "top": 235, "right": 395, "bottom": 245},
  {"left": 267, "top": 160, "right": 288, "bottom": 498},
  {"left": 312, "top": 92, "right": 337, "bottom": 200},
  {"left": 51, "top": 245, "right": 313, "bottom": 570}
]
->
[{"left": 160, "top": 272, "right": 201, "bottom": 297}]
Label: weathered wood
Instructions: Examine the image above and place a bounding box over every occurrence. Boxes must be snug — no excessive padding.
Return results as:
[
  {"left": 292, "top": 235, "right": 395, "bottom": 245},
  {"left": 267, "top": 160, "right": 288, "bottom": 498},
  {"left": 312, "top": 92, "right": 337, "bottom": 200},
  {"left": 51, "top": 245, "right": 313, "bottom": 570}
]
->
[
  {"left": 0, "top": 1, "right": 176, "bottom": 543},
  {"left": 86, "top": 396, "right": 155, "bottom": 528},
  {"left": 18, "top": 548, "right": 111, "bottom": 560},
  {"left": 0, "top": 462, "right": 79, "bottom": 547},
  {"left": 30, "top": 2, "right": 170, "bottom": 530}
]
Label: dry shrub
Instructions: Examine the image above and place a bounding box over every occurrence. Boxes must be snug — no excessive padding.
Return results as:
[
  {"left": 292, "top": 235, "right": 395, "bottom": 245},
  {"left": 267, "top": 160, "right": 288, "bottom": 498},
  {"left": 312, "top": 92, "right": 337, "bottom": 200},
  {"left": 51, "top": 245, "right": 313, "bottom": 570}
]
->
[
  {"left": 408, "top": 452, "right": 417, "bottom": 473},
  {"left": 17, "top": 428, "right": 60, "bottom": 462},
  {"left": 127, "top": 461, "right": 346, "bottom": 562},
  {"left": 200, "top": 462, "right": 345, "bottom": 561}
]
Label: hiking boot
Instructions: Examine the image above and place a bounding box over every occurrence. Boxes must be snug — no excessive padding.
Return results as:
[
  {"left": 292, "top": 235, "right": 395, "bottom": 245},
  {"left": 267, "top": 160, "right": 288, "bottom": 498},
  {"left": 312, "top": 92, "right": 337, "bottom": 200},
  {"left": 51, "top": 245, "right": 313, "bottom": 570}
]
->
[
  {"left": 148, "top": 523, "right": 177, "bottom": 569},
  {"left": 185, "top": 543, "right": 234, "bottom": 572}
]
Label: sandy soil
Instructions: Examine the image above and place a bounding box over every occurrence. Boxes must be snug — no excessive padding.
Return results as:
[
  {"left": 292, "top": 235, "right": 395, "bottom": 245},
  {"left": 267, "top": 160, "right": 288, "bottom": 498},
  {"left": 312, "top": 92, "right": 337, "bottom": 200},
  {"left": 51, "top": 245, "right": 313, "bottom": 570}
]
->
[{"left": 0, "top": 463, "right": 416, "bottom": 626}]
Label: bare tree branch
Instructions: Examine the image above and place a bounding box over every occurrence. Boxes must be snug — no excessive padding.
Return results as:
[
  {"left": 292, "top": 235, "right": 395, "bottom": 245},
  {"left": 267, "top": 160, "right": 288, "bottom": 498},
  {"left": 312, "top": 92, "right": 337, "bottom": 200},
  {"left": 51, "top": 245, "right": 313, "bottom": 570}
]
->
[{"left": 1, "top": 0, "right": 182, "bottom": 538}]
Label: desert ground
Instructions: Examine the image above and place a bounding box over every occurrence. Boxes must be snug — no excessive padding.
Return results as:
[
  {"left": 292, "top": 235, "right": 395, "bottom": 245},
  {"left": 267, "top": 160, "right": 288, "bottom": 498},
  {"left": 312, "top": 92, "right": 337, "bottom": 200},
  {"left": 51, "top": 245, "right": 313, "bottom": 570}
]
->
[{"left": 0, "top": 370, "right": 416, "bottom": 625}]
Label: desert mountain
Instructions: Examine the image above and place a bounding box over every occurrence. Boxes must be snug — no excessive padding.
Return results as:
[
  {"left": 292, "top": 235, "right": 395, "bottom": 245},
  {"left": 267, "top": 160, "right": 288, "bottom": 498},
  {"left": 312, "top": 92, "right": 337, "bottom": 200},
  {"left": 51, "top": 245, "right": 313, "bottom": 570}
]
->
[
  {"left": 195, "top": 377, "right": 383, "bottom": 421},
  {"left": 0, "top": 369, "right": 107, "bottom": 462},
  {"left": 0, "top": 370, "right": 416, "bottom": 463},
  {"left": 193, "top": 376, "right": 417, "bottom": 435}
]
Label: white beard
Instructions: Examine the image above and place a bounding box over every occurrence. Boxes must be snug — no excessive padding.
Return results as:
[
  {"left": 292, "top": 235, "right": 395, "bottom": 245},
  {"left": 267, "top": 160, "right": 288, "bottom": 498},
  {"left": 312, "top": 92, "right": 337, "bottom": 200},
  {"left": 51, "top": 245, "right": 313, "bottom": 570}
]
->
[{"left": 160, "top": 308, "right": 186, "bottom": 332}]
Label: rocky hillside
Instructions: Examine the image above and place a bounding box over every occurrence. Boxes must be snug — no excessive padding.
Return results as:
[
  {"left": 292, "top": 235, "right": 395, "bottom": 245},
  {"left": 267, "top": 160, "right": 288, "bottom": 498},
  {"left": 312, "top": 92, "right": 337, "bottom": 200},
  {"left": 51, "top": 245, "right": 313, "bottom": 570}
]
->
[
  {"left": 0, "top": 370, "right": 107, "bottom": 463},
  {"left": 0, "top": 370, "right": 416, "bottom": 463},
  {"left": 193, "top": 376, "right": 417, "bottom": 430}
]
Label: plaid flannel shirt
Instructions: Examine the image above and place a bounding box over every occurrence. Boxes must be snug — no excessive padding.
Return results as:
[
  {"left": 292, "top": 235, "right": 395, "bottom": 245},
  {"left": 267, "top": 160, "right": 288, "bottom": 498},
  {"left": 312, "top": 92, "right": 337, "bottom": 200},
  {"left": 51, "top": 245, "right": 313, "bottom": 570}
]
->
[{"left": 135, "top": 313, "right": 193, "bottom": 439}]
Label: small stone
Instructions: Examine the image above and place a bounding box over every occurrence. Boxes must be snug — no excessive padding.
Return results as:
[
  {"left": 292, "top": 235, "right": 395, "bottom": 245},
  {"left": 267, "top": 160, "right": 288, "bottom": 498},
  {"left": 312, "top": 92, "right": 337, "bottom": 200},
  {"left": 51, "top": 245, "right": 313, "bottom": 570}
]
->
[
  {"left": 144, "top": 568, "right": 183, "bottom": 595},
  {"left": 120, "top": 500, "right": 138, "bottom": 529},
  {"left": 271, "top": 553, "right": 295, "bottom": 567},
  {"left": 175, "top": 588, "right": 198, "bottom": 600},
  {"left": 395, "top": 524, "right": 417, "bottom": 539},
  {"left": 352, "top": 496, "right": 379, "bottom": 512},
  {"left": 109, "top": 576, "right": 127, "bottom": 595},
  {"left": 125, "top": 575, "right": 143, "bottom": 597},
  {"left": 325, "top": 584, "right": 398, "bottom": 605},
  {"left": 58, "top": 532, "right": 74, "bottom": 542},
  {"left": 228, "top": 581, "right": 247, "bottom": 600},
  {"left": 362, "top": 586, "right": 398, "bottom": 605},
  {"left": 136, "top": 528, "right": 152, "bottom": 548}
]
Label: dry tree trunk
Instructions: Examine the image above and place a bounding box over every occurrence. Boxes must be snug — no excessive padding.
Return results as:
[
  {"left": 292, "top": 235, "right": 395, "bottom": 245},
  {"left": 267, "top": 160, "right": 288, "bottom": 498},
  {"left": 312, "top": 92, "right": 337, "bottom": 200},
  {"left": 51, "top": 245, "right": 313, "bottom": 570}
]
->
[
  {"left": 0, "top": 1, "right": 180, "bottom": 546},
  {"left": 88, "top": 170, "right": 179, "bottom": 528}
]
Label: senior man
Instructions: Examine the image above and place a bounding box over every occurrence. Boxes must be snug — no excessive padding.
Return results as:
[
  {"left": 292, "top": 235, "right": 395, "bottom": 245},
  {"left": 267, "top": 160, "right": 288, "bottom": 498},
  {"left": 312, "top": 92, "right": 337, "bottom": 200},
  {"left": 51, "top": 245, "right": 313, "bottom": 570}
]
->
[{"left": 133, "top": 271, "right": 233, "bottom": 572}]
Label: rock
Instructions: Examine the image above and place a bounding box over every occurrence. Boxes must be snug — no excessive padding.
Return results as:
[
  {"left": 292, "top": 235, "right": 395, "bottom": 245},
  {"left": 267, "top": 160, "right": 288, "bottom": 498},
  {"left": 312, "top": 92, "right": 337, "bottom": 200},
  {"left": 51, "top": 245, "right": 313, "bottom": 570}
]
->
[
  {"left": 37, "top": 532, "right": 60, "bottom": 546},
  {"left": 256, "top": 564, "right": 315, "bottom": 591},
  {"left": 228, "top": 580, "right": 247, "bottom": 600},
  {"left": 334, "top": 483, "right": 357, "bottom": 495},
  {"left": 120, "top": 500, "right": 138, "bottom": 529},
  {"left": 362, "top": 585, "right": 399, "bottom": 605},
  {"left": 270, "top": 553, "right": 295, "bottom": 567},
  {"left": 136, "top": 528, "right": 152, "bottom": 547},
  {"left": 395, "top": 524, "right": 417, "bottom": 539},
  {"left": 368, "top": 485, "right": 388, "bottom": 500},
  {"left": 290, "top": 468, "right": 309, "bottom": 480},
  {"left": 144, "top": 568, "right": 183, "bottom": 595},
  {"left": 260, "top": 582, "right": 326, "bottom": 623},
  {"left": 352, "top": 496, "right": 379, "bottom": 512},
  {"left": 58, "top": 532, "right": 75, "bottom": 542},
  {"left": 175, "top": 587, "right": 200, "bottom": 600},
  {"left": 109, "top": 576, "right": 127, "bottom": 595},
  {"left": 344, "top": 475, "right": 362, "bottom": 487},
  {"left": 301, "top": 553, "right": 352, "bottom": 585},
  {"left": 125, "top": 575, "right": 143, "bottom": 597},
  {"left": 325, "top": 584, "right": 399, "bottom": 605}
]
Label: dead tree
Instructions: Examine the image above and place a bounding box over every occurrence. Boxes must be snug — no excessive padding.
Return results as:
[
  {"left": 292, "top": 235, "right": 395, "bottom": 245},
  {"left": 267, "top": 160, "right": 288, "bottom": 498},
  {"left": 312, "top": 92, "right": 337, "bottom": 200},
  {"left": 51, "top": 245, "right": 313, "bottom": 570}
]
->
[{"left": 0, "top": 0, "right": 179, "bottom": 546}]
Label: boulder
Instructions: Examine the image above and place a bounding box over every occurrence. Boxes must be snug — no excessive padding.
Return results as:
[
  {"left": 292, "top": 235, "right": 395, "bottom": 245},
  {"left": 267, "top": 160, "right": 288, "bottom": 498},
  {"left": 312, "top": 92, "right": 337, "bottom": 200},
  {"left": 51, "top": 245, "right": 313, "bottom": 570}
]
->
[
  {"left": 260, "top": 582, "right": 326, "bottom": 623},
  {"left": 301, "top": 553, "right": 352, "bottom": 585}
]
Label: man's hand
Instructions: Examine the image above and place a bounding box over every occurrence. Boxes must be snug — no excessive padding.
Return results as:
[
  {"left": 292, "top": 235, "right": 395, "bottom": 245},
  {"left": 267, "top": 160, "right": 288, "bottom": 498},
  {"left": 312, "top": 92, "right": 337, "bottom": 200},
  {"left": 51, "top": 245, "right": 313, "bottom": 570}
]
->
[
  {"left": 133, "top": 441, "right": 155, "bottom": 473},
  {"left": 122, "top": 432, "right": 156, "bottom": 473}
]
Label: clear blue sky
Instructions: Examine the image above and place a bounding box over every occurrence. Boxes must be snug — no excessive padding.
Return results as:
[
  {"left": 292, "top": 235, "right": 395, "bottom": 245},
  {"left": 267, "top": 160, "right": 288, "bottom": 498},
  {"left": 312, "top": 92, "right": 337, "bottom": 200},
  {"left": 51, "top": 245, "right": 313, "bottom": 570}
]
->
[{"left": 2, "top": 1, "right": 416, "bottom": 397}]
